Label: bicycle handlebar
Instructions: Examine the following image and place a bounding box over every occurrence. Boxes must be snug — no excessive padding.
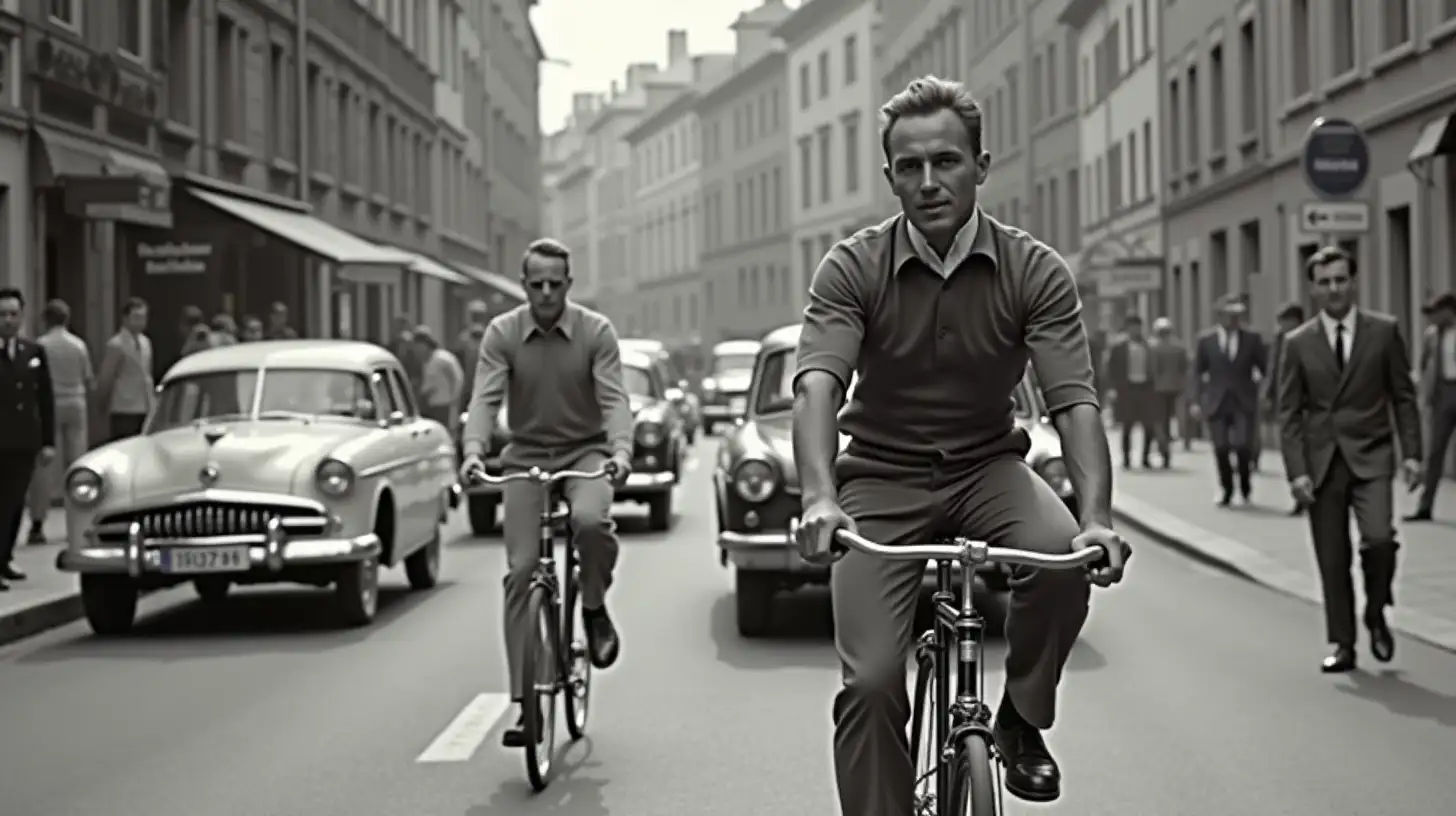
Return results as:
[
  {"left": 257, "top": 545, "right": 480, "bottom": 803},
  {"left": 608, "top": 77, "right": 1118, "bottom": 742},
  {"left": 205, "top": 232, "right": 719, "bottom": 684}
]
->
[
  {"left": 466, "top": 463, "right": 615, "bottom": 487},
  {"left": 810, "top": 525, "right": 1108, "bottom": 570}
]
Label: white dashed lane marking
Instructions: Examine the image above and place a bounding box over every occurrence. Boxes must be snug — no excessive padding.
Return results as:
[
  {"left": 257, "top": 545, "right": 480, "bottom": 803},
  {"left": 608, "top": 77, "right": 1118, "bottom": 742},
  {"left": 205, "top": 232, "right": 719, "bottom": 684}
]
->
[{"left": 415, "top": 692, "right": 512, "bottom": 763}]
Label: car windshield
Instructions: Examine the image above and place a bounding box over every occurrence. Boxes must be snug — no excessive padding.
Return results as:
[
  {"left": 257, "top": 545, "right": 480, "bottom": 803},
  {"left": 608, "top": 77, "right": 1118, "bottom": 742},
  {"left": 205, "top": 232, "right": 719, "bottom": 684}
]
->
[
  {"left": 754, "top": 350, "right": 795, "bottom": 415},
  {"left": 149, "top": 369, "right": 378, "bottom": 432},
  {"left": 623, "top": 365, "right": 655, "bottom": 398},
  {"left": 712, "top": 353, "right": 757, "bottom": 374}
]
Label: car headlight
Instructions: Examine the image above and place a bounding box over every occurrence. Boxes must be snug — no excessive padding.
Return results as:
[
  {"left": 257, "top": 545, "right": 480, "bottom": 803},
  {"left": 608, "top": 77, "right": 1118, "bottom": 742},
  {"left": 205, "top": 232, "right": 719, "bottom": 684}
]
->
[
  {"left": 702, "top": 377, "right": 717, "bottom": 394},
  {"left": 458, "top": 411, "right": 469, "bottom": 427},
  {"left": 636, "top": 421, "right": 663, "bottom": 448},
  {"left": 1035, "top": 457, "right": 1073, "bottom": 496},
  {"left": 66, "top": 467, "right": 105, "bottom": 506},
  {"left": 315, "top": 458, "right": 355, "bottom": 497},
  {"left": 732, "top": 459, "right": 778, "bottom": 503}
]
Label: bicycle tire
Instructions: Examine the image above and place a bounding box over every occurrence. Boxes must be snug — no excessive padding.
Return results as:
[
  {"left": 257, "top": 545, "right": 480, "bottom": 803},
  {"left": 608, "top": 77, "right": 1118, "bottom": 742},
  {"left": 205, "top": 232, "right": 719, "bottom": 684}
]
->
[
  {"left": 562, "top": 547, "right": 592, "bottom": 740},
  {"left": 946, "top": 734, "right": 999, "bottom": 816},
  {"left": 521, "top": 585, "right": 559, "bottom": 792},
  {"left": 908, "top": 652, "right": 936, "bottom": 813}
]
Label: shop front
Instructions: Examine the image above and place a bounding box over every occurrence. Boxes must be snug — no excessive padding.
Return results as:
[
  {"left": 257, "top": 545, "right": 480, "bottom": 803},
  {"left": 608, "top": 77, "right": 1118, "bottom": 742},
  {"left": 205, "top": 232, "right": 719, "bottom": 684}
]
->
[{"left": 31, "top": 125, "right": 172, "bottom": 355}]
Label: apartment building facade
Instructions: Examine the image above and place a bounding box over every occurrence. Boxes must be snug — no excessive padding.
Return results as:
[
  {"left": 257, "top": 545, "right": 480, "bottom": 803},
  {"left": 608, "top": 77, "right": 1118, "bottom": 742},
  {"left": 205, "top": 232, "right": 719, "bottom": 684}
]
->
[
  {"left": 620, "top": 36, "right": 732, "bottom": 344},
  {"left": 553, "top": 94, "right": 598, "bottom": 299},
  {"left": 878, "top": 0, "right": 961, "bottom": 220},
  {"left": 1063, "top": 0, "right": 1162, "bottom": 331},
  {"left": 481, "top": 0, "right": 544, "bottom": 283},
  {"left": 777, "top": 0, "right": 881, "bottom": 301},
  {"left": 16, "top": 0, "right": 535, "bottom": 368},
  {"left": 695, "top": 0, "right": 794, "bottom": 343},
  {"left": 1161, "top": 0, "right": 1456, "bottom": 357}
]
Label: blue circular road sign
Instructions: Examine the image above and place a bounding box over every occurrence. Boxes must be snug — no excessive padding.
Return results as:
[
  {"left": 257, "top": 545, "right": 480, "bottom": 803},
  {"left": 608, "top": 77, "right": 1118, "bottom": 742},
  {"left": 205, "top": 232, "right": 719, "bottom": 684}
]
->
[{"left": 1302, "top": 117, "right": 1370, "bottom": 199}]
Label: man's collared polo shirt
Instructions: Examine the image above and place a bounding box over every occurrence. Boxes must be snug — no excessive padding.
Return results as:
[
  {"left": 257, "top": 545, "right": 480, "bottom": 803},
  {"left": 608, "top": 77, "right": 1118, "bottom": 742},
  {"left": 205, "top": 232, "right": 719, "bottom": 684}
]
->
[
  {"left": 794, "top": 210, "right": 1098, "bottom": 469},
  {"left": 462, "top": 302, "right": 634, "bottom": 462}
]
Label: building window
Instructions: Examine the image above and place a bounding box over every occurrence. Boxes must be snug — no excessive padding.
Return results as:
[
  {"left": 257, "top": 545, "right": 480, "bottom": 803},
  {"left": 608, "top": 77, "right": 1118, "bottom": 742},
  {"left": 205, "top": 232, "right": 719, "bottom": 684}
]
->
[
  {"left": 772, "top": 166, "right": 783, "bottom": 228},
  {"left": 1048, "top": 177, "right": 1060, "bottom": 247},
  {"left": 1006, "top": 66, "right": 1019, "bottom": 145},
  {"left": 1238, "top": 20, "right": 1257, "bottom": 137},
  {"left": 1107, "top": 141, "right": 1123, "bottom": 212},
  {"left": 817, "top": 50, "right": 830, "bottom": 98},
  {"left": 799, "top": 63, "right": 810, "bottom": 109},
  {"left": 843, "top": 112, "right": 860, "bottom": 194},
  {"left": 165, "top": 0, "right": 191, "bottom": 124},
  {"left": 1290, "top": 0, "right": 1311, "bottom": 96},
  {"left": 1141, "top": 0, "right": 1151, "bottom": 54},
  {"left": 817, "top": 125, "right": 832, "bottom": 203},
  {"left": 1046, "top": 42, "right": 1058, "bottom": 112},
  {"left": 1331, "top": 0, "right": 1356, "bottom": 75},
  {"left": 119, "top": 0, "right": 149, "bottom": 61},
  {"left": 48, "top": 0, "right": 80, "bottom": 29},
  {"left": 1142, "top": 119, "right": 1153, "bottom": 199},
  {"left": 1031, "top": 53, "right": 1043, "bottom": 124},
  {"left": 0, "top": 35, "right": 14, "bottom": 109},
  {"left": 1209, "top": 43, "right": 1225, "bottom": 154},
  {"left": 798, "top": 135, "right": 812, "bottom": 208},
  {"left": 1067, "top": 168, "right": 1081, "bottom": 245},
  {"left": 844, "top": 34, "right": 858, "bottom": 85},
  {"left": 216, "top": 14, "right": 238, "bottom": 140},
  {"left": 1127, "top": 130, "right": 1138, "bottom": 201},
  {"left": 336, "top": 84, "right": 352, "bottom": 184},
  {"left": 1381, "top": 0, "right": 1411, "bottom": 50},
  {"left": 1185, "top": 64, "right": 1199, "bottom": 166},
  {"left": 269, "top": 45, "right": 290, "bottom": 159},
  {"left": 1445, "top": 0, "right": 1456, "bottom": 22},
  {"left": 1167, "top": 79, "right": 1181, "bottom": 177}
]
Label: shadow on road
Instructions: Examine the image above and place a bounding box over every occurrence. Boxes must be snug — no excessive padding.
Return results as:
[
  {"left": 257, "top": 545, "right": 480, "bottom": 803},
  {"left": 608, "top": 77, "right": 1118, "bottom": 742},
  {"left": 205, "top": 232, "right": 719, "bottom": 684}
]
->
[
  {"left": 708, "top": 590, "right": 840, "bottom": 671},
  {"left": 466, "top": 736, "right": 610, "bottom": 815},
  {"left": 16, "top": 581, "right": 448, "bottom": 663},
  {"left": 1337, "top": 670, "right": 1456, "bottom": 727}
]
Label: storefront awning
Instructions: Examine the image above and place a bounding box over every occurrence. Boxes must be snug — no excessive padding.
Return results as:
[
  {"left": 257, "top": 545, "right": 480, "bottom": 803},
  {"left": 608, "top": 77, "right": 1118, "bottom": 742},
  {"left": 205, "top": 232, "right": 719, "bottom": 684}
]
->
[
  {"left": 31, "top": 126, "right": 169, "bottom": 185},
  {"left": 188, "top": 188, "right": 416, "bottom": 267},
  {"left": 455, "top": 262, "right": 527, "bottom": 301},
  {"left": 399, "top": 251, "right": 472, "bottom": 286},
  {"left": 32, "top": 126, "right": 173, "bottom": 227},
  {"left": 1407, "top": 112, "right": 1456, "bottom": 167}
]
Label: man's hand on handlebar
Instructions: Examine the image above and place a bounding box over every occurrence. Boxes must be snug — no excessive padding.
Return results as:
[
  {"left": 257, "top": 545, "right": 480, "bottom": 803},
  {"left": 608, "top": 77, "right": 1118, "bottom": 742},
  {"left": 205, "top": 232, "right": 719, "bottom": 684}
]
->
[
  {"left": 795, "top": 497, "right": 856, "bottom": 566},
  {"left": 460, "top": 454, "right": 485, "bottom": 485},
  {"left": 1072, "top": 522, "right": 1131, "bottom": 587},
  {"left": 607, "top": 451, "right": 632, "bottom": 487}
]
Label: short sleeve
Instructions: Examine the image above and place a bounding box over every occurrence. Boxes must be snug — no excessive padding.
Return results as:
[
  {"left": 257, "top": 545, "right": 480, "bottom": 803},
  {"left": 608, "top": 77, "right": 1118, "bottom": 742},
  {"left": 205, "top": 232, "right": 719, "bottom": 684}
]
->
[
  {"left": 1023, "top": 249, "right": 1099, "bottom": 413},
  {"left": 793, "top": 245, "right": 868, "bottom": 392}
]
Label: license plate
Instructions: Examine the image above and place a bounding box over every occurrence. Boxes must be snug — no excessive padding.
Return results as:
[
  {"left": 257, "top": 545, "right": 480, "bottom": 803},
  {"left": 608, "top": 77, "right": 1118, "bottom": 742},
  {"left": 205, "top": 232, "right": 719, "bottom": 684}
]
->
[
  {"left": 162, "top": 546, "right": 251, "bottom": 574},
  {"left": 730, "top": 396, "right": 747, "bottom": 413}
]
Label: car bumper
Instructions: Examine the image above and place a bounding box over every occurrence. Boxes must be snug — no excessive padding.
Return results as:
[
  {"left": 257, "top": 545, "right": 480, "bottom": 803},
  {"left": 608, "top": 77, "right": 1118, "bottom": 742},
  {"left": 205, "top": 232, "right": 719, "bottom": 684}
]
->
[
  {"left": 57, "top": 529, "right": 383, "bottom": 577},
  {"left": 702, "top": 400, "right": 748, "bottom": 422},
  {"left": 617, "top": 470, "right": 675, "bottom": 498}
]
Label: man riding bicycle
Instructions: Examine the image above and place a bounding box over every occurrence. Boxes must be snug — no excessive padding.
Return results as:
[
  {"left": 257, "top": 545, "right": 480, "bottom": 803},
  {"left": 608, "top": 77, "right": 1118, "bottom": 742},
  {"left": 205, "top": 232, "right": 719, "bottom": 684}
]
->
[
  {"left": 459, "top": 238, "right": 634, "bottom": 748},
  {"left": 791, "top": 77, "right": 1131, "bottom": 815}
]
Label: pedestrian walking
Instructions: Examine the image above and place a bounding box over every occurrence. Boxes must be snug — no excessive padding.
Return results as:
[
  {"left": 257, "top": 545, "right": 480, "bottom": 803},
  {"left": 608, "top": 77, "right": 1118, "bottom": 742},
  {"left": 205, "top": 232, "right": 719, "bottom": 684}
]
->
[
  {"left": 1103, "top": 315, "right": 1157, "bottom": 468},
  {"left": 1148, "top": 317, "right": 1188, "bottom": 467},
  {"left": 1267, "top": 302, "right": 1307, "bottom": 515},
  {"left": 1407, "top": 291, "right": 1456, "bottom": 521},
  {"left": 413, "top": 325, "right": 464, "bottom": 429},
  {"left": 266, "top": 302, "right": 298, "bottom": 339},
  {"left": 210, "top": 313, "right": 239, "bottom": 346},
  {"left": 97, "top": 297, "right": 156, "bottom": 442},
  {"left": 24, "top": 299, "right": 92, "bottom": 544},
  {"left": 239, "top": 314, "right": 264, "bottom": 342},
  {"left": 1277, "top": 246, "right": 1422, "bottom": 673},
  {"left": 455, "top": 299, "right": 491, "bottom": 398},
  {"left": 1192, "top": 294, "right": 1267, "bottom": 506},
  {"left": 0, "top": 287, "right": 56, "bottom": 591}
]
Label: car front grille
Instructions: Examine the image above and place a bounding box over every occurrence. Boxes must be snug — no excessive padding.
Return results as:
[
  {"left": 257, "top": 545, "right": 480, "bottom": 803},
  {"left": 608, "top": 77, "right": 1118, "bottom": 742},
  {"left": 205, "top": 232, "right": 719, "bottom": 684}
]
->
[{"left": 96, "top": 501, "right": 329, "bottom": 543}]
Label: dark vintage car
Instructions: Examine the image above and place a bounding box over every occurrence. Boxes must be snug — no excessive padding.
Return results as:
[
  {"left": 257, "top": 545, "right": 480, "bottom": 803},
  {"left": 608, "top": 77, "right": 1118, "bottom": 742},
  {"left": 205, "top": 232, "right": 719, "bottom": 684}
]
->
[
  {"left": 700, "top": 339, "right": 761, "bottom": 435},
  {"left": 458, "top": 348, "right": 686, "bottom": 534},
  {"left": 714, "top": 324, "right": 1078, "bottom": 637},
  {"left": 620, "top": 337, "right": 701, "bottom": 442}
]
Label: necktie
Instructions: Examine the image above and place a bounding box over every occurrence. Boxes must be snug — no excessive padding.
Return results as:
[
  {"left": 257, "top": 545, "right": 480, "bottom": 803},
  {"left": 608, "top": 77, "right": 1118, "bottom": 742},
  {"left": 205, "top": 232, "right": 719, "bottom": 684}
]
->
[{"left": 1334, "top": 325, "right": 1346, "bottom": 372}]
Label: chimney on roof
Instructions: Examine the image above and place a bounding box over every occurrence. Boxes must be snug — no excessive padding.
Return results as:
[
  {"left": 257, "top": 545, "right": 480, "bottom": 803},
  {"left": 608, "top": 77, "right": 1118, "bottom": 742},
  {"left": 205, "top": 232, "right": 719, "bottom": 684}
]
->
[
  {"left": 572, "top": 92, "right": 596, "bottom": 120},
  {"left": 625, "top": 62, "right": 657, "bottom": 90},
  {"left": 667, "top": 29, "right": 688, "bottom": 65}
]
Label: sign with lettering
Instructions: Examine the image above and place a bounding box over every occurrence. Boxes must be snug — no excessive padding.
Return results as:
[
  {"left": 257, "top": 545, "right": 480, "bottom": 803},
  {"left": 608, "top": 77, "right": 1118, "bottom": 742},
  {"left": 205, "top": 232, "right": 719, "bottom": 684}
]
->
[
  {"left": 138, "top": 241, "right": 213, "bottom": 275},
  {"left": 61, "top": 176, "right": 173, "bottom": 227},
  {"left": 1092, "top": 261, "right": 1162, "bottom": 297},
  {"left": 1302, "top": 117, "right": 1370, "bottom": 199}
]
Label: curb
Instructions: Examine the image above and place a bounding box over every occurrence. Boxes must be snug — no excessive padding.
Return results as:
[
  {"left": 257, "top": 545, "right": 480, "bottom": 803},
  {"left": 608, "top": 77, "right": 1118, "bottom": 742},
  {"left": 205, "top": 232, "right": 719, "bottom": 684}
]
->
[
  {"left": 1113, "top": 494, "right": 1456, "bottom": 655},
  {"left": 0, "top": 592, "right": 84, "bottom": 649}
]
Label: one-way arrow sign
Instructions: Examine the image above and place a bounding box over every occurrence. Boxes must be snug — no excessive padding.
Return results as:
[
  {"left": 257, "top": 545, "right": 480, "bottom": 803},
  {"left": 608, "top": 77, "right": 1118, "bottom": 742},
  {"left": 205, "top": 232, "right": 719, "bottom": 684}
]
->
[{"left": 1300, "top": 200, "right": 1370, "bottom": 234}]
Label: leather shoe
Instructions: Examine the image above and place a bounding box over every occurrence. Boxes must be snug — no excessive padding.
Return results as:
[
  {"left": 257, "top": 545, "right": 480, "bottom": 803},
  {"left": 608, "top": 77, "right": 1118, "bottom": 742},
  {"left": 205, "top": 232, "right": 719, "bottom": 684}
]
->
[
  {"left": 500, "top": 705, "right": 543, "bottom": 748},
  {"left": 992, "top": 720, "right": 1061, "bottom": 802},
  {"left": 585, "top": 607, "right": 620, "bottom": 669},
  {"left": 1321, "top": 644, "right": 1356, "bottom": 673},
  {"left": 0, "top": 579, "right": 9, "bottom": 592},
  {"left": 1402, "top": 511, "right": 1432, "bottom": 522},
  {"left": 1, "top": 565, "right": 26, "bottom": 581},
  {"left": 1366, "top": 611, "right": 1395, "bottom": 663}
]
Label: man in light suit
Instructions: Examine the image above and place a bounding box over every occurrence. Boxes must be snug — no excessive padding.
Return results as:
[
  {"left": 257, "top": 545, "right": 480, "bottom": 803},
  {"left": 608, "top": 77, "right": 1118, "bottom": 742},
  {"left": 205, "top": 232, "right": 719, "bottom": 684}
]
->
[
  {"left": 97, "top": 297, "right": 155, "bottom": 442},
  {"left": 1192, "top": 295, "right": 1267, "bottom": 505},
  {"left": 1278, "top": 246, "right": 1422, "bottom": 673}
]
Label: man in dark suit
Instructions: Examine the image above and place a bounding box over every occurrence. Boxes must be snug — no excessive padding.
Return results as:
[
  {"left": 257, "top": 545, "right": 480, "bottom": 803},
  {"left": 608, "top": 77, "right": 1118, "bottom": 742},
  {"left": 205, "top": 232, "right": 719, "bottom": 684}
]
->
[
  {"left": 1267, "top": 302, "right": 1307, "bottom": 515},
  {"left": 1278, "top": 246, "right": 1422, "bottom": 673},
  {"left": 1192, "top": 294, "right": 1267, "bottom": 505},
  {"left": 0, "top": 287, "right": 57, "bottom": 590},
  {"left": 1103, "top": 315, "right": 1157, "bottom": 468}
]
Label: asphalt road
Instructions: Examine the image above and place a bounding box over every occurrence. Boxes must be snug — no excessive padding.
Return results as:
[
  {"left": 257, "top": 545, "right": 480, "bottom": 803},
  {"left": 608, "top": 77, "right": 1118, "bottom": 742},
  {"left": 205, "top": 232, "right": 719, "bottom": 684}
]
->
[{"left": 2, "top": 437, "right": 1454, "bottom": 816}]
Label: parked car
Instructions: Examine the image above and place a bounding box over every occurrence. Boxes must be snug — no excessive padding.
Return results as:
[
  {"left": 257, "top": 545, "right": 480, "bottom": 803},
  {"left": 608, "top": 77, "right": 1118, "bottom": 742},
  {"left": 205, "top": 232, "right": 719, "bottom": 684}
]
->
[
  {"left": 620, "top": 337, "right": 701, "bottom": 442},
  {"left": 700, "top": 339, "right": 761, "bottom": 434},
  {"left": 714, "top": 324, "right": 1078, "bottom": 637},
  {"left": 57, "top": 340, "right": 459, "bottom": 635},
  {"left": 457, "top": 348, "right": 686, "bottom": 534}
]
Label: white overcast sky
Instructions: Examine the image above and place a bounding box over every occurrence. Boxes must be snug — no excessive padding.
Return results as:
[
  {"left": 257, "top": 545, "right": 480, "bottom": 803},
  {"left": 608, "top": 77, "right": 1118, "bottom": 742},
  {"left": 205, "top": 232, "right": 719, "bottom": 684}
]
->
[{"left": 532, "top": 0, "right": 797, "bottom": 133}]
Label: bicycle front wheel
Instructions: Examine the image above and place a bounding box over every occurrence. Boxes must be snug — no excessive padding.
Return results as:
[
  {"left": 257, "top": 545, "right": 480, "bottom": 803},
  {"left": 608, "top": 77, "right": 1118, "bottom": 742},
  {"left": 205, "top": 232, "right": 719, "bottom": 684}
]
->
[
  {"left": 562, "top": 550, "right": 592, "bottom": 740},
  {"left": 946, "top": 735, "right": 999, "bottom": 816},
  {"left": 521, "top": 585, "right": 559, "bottom": 791},
  {"left": 908, "top": 651, "right": 937, "bottom": 812}
]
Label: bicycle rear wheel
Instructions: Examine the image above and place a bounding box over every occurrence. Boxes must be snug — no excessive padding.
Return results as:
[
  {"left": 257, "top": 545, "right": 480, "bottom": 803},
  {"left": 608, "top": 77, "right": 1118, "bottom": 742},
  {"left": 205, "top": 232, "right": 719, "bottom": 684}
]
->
[
  {"left": 562, "top": 546, "right": 592, "bottom": 740},
  {"left": 946, "top": 734, "right": 999, "bottom": 816},
  {"left": 521, "top": 585, "right": 559, "bottom": 791},
  {"left": 908, "top": 651, "right": 937, "bottom": 814}
]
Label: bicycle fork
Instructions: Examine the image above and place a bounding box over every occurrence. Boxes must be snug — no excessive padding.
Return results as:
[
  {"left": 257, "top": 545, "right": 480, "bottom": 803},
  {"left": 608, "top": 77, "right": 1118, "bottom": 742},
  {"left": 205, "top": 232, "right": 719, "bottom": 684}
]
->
[{"left": 927, "top": 565, "right": 998, "bottom": 811}]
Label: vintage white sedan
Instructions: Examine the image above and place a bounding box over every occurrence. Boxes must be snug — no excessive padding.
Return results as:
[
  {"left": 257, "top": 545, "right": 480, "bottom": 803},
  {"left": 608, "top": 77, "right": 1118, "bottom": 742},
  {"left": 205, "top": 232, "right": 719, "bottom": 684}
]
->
[{"left": 57, "top": 340, "right": 459, "bottom": 635}]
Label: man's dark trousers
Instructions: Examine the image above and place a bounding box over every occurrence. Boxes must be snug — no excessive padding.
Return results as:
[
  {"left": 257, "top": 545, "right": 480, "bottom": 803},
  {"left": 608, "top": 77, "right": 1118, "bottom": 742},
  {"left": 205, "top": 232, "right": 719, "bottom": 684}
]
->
[
  {"left": 1207, "top": 405, "right": 1255, "bottom": 497},
  {"left": 0, "top": 451, "right": 37, "bottom": 568},
  {"left": 830, "top": 450, "right": 1089, "bottom": 816},
  {"left": 1415, "top": 381, "right": 1456, "bottom": 514},
  {"left": 1307, "top": 452, "right": 1398, "bottom": 647}
]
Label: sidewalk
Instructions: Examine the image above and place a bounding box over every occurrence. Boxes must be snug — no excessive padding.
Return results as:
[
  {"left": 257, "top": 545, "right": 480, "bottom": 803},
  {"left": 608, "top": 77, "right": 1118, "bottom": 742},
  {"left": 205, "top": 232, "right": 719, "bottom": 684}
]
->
[
  {"left": 0, "top": 508, "right": 82, "bottom": 647},
  {"left": 1112, "top": 440, "right": 1456, "bottom": 653}
]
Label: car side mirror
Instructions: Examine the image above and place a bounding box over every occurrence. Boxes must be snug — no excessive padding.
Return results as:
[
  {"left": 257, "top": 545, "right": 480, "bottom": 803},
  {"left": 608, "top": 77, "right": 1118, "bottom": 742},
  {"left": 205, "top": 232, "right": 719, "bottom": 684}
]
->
[{"left": 384, "top": 411, "right": 407, "bottom": 427}]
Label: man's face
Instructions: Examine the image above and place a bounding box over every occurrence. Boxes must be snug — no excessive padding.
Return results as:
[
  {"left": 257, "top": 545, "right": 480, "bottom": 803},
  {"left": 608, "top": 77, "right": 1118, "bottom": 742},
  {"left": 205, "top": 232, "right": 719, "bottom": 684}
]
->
[
  {"left": 1216, "top": 308, "right": 1242, "bottom": 330},
  {"left": 1310, "top": 260, "right": 1355, "bottom": 316},
  {"left": 270, "top": 308, "right": 287, "bottom": 327},
  {"left": 882, "top": 108, "right": 989, "bottom": 246},
  {"left": 523, "top": 253, "right": 571, "bottom": 324},
  {"left": 242, "top": 320, "right": 263, "bottom": 341},
  {"left": 1125, "top": 321, "right": 1144, "bottom": 340},
  {"left": 0, "top": 296, "right": 22, "bottom": 338},
  {"left": 125, "top": 306, "right": 149, "bottom": 333}
]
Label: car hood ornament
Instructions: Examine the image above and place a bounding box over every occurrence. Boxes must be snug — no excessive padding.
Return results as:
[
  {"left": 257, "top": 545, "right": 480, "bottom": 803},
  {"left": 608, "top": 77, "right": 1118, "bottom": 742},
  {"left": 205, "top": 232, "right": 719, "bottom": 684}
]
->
[
  {"left": 199, "top": 464, "right": 220, "bottom": 486},
  {"left": 203, "top": 425, "right": 230, "bottom": 447}
]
